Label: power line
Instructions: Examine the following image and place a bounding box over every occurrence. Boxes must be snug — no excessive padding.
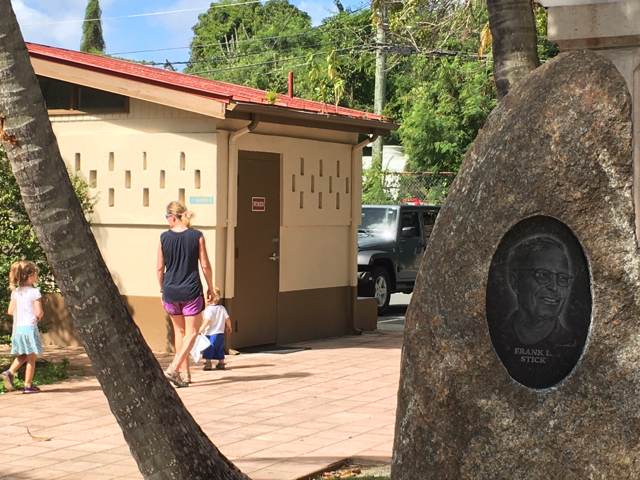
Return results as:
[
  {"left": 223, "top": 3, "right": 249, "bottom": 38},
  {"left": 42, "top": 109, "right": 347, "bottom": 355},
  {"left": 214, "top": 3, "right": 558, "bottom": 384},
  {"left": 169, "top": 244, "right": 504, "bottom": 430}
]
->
[
  {"left": 107, "top": 24, "right": 371, "bottom": 57},
  {"left": 187, "top": 45, "right": 375, "bottom": 75},
  {"left": 22, "top": 1, "right": 263, "bottom": 27}
]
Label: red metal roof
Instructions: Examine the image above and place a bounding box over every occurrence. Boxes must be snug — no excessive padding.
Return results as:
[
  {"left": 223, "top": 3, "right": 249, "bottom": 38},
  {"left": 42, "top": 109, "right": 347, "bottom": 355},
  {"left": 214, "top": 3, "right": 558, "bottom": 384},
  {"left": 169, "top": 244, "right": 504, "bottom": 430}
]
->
[{"left": 26, "top": 43, "right": 383, "bottom": 122}]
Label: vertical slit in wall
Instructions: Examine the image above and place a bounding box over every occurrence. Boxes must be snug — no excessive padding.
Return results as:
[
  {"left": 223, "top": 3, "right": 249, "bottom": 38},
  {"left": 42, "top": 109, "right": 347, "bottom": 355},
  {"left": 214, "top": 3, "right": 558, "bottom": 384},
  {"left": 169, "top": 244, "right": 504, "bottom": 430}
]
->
[
  {"left": 300, "top": 191, "right": 304, "bottom": 209},
  {"left": 336, "top": 192, "right": 340, "bottom": 209},
  {"left": 125, "top": 171, "right": 131, "bottom": 189},
  {"left": 180, "top": 152, "right": 186, "bottom": 171},
  {"left": 319, "top": 159, "right": 323, "bottom": 177},
  {"left": 179, "top": 188, "right": 185, "bottom": 204},
  {"left": 300, "top": 158, "right": 304, "bottom": 175},
  {"left": 311, "top": 175, "right": 315, "bottom": 193},
  {"left": 195, "top": 170, "right": 201, "bottom": 189},
  {"left": 89, "top": 170, "right": 97, "bottom": 188},
  {"left": 74, "top": 153, "right": 81, "bottom": 171},
  {"left": 160, "top": 170, "right": 166, "bottom": 189},
  {"left": 329, "top": 177, "right": 333, "bottom": 193},
  {"left": 337, "top": 160, "right": 340, "bottom": 177},
  {"left": 108, "top": 152, "right": 115, "bottom": 171},
  {"left": 143, "top": 188, "right": 149, "bottom": 207},
  {"left": 142, "top": 152, "right": 148, "bottom": 170},
  {"left": 346, "top": 177, "right": 350, "bottom": 194},
  {"left": 318, "top": 192, "right": 323, "bottom": 209},
  {"left": 292, "top": 174, "right": 296, "bottom": 192},
  {"left": 108, "top": 188, "right": 115, "bottom": 207}
]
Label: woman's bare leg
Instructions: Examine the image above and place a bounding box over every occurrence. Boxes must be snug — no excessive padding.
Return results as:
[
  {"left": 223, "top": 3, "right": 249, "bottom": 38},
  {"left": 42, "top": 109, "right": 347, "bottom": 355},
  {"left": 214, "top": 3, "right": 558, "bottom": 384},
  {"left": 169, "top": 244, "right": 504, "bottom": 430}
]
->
[
  {"left": 24, "top": 354, "right": 36, "bottom": 385},
  {"left": 173, "top": 313, "right": 203, "bottom": 376},
  {"left": 169, "top": 314, "right": 185, "bottom": 370}
]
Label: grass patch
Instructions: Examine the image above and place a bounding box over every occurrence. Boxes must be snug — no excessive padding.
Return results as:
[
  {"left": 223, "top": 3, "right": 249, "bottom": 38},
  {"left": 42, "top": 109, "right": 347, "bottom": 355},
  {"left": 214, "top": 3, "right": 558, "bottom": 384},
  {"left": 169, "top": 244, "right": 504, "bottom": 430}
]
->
[{"left": 0, "top": 356, "right": 69, "bottom": 393}]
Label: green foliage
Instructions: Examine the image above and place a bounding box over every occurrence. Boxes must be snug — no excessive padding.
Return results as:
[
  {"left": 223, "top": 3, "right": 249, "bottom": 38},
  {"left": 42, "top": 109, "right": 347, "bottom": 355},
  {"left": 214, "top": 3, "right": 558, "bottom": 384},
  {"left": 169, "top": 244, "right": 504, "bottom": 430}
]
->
[
  {"left": 0, "top": 146, "right": 97, "bottom": 334},
  {"left": 187, "top": 1, "right": 374, "bottom": 109},
  {"left": 0, "top": 357, "right": 69, "bottom": 393},
  {"left": 362, "top": 163, "right": 394, "bottom": 205},
  {"left": 536, "top": 7, "right": 559, "bottom": 62},
  {"left": 186, "top": 0, "right": 314, "bottom": 93},
  {"left": 400, "top": 54, "right": 497, "bottom": 172},
  {"left": 80, "top": 0, "right": 106, "bottom": 53}
]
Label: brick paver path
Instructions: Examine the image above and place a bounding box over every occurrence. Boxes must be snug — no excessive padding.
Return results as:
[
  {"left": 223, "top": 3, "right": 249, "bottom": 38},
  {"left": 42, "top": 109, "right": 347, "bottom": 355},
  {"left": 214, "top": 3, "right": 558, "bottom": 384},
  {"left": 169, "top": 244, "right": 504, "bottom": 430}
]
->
[{"left": 0, "top": 331, "right": 401, "bottom": 480}]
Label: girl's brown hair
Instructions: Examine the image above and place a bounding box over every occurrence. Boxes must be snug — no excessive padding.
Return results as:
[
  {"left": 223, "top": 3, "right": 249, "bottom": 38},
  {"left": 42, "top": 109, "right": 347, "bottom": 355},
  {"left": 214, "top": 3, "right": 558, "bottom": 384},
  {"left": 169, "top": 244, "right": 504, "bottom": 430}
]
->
[
  {"left": 166, "top": 201, "right": 195, "bottom": 228},
  {"left": 9, "top": 260, "right": 39, "bottom": 290}
]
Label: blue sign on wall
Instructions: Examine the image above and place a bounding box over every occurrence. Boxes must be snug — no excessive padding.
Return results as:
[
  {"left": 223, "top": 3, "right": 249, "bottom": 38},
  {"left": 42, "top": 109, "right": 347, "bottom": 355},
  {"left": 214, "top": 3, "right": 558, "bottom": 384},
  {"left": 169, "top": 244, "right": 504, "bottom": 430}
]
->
[{"left": 189, "top": 196, "right": 215, "bottom": 205}]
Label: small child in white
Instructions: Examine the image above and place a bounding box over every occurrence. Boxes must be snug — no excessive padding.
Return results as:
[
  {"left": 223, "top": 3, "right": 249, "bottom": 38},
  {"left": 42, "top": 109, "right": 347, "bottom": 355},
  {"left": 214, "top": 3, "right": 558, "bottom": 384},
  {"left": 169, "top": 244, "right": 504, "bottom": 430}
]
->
[{"left": 199, "top": 287, "right": 231, "bottom": 370}]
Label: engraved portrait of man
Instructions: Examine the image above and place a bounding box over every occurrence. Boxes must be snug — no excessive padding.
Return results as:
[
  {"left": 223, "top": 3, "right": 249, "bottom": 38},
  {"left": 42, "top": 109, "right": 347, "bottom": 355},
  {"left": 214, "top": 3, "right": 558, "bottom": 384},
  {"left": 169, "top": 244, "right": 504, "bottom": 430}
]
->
[
  {"left": 486, "top": 216, "right": 591, "bottom": 389},
  {"left": 507, "top": 237, "right": 573, "bottom": 346}
]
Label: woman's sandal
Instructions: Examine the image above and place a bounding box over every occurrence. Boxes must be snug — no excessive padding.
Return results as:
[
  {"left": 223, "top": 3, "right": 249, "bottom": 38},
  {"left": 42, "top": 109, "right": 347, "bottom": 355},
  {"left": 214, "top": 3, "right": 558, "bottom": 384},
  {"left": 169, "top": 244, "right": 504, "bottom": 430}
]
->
[
  {"left": 180, "top": 372, "right": 191, "bottom": 385},
  {"left": 165, "top": 367, "right": 189, "bottom": 388}
]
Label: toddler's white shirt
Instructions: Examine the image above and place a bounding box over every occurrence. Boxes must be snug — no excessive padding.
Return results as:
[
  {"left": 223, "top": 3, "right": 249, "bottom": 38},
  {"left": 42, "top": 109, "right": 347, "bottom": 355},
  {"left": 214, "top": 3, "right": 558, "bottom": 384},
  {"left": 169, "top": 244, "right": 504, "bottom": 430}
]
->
[{"left": 202, "top": 304, "right": 229, "bottom": 335}]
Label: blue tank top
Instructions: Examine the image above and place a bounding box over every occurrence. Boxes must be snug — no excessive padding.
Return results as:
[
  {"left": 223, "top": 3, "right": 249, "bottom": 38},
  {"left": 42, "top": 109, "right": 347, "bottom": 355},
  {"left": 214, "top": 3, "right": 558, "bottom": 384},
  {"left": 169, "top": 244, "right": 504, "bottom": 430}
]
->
[{"left": 161, "top": 228, "right": 203, "bottom": 303}]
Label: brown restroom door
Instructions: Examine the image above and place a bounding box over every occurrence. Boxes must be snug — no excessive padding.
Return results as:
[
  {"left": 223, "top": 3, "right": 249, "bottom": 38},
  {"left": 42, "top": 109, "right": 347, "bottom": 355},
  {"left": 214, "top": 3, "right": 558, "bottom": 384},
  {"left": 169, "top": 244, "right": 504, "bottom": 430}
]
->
[{"left": 233, "top": 151, "right": 280, "bottom": 348}]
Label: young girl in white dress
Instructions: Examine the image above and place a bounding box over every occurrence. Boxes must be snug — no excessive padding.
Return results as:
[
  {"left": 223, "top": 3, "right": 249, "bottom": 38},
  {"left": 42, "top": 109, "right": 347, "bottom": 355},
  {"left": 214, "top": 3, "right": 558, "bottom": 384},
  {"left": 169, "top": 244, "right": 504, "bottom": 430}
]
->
[{"left": 2, "top": 261, "right": 44, "bottom": 393}]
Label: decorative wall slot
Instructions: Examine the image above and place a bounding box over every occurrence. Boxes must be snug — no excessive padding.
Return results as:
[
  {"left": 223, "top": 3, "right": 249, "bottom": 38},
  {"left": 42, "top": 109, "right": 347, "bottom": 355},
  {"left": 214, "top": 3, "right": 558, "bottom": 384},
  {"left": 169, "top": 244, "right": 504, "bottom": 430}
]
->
[
  {"left": 180, "top": 152, "right": 186, "bottom": 171},
  {"left": 318, "top": 192, "right": 323, "bottom": 209},
  {"left": 337, "top": 160, "right": 340, "bottom": 177},
  {"left": 74, "top": 153, "right": 81, "bottom": 172},
  {"left": 108, "top": 188, "right": 115, "bottom": 207},
  {"left": 108, "top": 152, "right": 115, "bottom": 171},
  {"left": 143, "top": 188, "right": 149, "bottom": 207},
  {"left": 319, "top": 159, "right": 323, "bottom": 177},
  {"left": 179, "top": 188, "right": 185, "bottom": 204},
  {"left": 329, "top": 176, "right": 333, "bottom": 193},
  {"left": 125, "top": 170, "right": 131, "bottom": 189},
  {"left": 195, "top": 170, "right": 201, "bottom": 189},
  {"left": 160, "top": 170, "right": 166, "bottom": 189},
  {"left": 300, "top": 157, "right": 304, "bottom": 175},
  {"left": 311, "top": 175, "right": 315, "bottom": 193},
  {"left": 300, "top": 191, "right": 304, "bottom": 209},
  {"left": 292, "top": 174, "right": 296, "bottom": 192},
  {"left": 142, "top": 152, "right": 148, "bottom": 170},
  {"left": 336, "top": 192, "right": 340, "bottom": 209},
  {"left": 346, "top": 177, "right": 350, "bottom": 194},
  {"left": 89, "top": 170, "right": 97, "bottom": 188}
]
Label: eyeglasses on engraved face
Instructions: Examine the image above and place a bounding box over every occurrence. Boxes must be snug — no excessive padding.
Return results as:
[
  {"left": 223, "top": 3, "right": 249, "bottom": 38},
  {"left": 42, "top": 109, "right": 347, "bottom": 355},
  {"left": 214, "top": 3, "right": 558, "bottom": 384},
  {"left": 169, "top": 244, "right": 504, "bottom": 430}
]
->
[{"left": 519, "top": 268, "right": 573, "bottom": 287}]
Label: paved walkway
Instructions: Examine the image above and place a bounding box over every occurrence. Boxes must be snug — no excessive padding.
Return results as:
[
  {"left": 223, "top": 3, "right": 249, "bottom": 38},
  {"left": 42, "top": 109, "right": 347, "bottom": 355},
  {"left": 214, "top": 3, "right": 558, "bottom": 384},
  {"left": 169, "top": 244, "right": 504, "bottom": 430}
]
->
[{"left": 0, "top": 331, "right": 402, "bottom": 480}]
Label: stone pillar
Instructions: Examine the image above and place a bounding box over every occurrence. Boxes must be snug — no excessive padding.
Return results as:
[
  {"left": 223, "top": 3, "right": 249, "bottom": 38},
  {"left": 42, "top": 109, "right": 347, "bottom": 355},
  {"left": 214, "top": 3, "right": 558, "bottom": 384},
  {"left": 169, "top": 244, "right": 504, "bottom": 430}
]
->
[{"left": 542, "top": 0, "right": 640, "bottom": 243}]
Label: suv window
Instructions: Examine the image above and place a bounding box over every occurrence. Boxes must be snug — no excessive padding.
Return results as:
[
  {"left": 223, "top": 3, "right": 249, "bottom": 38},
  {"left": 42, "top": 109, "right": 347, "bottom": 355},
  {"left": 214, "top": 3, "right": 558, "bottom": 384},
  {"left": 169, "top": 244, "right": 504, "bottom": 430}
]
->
[
  {"left": 401, "top": 211, "right": 420, "bottom": 237},
  {"left": 422, "top": 210, "right": 437, "bottom": 238}
]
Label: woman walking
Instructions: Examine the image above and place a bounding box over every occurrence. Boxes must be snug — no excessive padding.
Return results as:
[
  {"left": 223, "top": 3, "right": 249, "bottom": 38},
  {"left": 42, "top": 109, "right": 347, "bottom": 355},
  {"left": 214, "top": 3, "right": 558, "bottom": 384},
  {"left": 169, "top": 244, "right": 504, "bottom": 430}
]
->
[{"left": 157, "top": 201, "right": 213, "bottom": 387}]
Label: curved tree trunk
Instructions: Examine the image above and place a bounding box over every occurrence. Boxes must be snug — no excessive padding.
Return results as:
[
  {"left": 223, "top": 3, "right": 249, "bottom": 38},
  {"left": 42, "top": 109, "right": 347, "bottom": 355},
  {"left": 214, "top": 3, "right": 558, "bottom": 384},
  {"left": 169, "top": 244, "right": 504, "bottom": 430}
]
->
[
  {"left": 0, "top": 3, "right": 249, "bottom": 479},
  {"left": 487, "top": 0, "right": 540, "bottom": 100}
]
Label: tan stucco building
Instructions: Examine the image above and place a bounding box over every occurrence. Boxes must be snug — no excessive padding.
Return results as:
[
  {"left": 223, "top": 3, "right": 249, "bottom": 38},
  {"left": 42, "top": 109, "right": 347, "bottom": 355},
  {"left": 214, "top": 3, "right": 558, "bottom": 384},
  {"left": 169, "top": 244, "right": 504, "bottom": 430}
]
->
[{"left": 28, "top": 43, "right": 396, "bottom": 352}]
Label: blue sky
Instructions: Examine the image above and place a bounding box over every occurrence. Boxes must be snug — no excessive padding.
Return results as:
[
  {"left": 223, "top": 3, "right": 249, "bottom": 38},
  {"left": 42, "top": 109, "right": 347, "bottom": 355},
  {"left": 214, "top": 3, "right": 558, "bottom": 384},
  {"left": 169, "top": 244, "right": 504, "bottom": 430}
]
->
[{"left": 11, "top": 0, "right": 369, "bottom": 65}]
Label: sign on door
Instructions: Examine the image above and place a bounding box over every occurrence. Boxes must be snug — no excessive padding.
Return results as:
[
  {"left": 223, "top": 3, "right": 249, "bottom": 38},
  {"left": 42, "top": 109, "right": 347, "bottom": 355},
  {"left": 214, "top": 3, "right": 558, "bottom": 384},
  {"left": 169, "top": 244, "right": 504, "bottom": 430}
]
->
[{"left": 252, "top": 197, "right": 266, "bottom": 211}]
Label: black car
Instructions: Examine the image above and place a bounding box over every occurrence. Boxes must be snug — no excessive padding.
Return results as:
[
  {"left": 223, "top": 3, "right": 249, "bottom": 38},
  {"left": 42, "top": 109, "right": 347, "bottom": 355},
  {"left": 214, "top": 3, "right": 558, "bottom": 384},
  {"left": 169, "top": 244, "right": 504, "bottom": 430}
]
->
[{"left": 357, "top": 204, "right": 440, "bottom": 314}]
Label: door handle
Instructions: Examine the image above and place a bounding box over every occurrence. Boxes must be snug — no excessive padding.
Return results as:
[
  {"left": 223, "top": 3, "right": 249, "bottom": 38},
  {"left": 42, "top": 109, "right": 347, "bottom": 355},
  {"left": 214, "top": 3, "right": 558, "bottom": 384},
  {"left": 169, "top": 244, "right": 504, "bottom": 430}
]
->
[{"left": 269, "top": 253, "right": 279, "bottom": 261}]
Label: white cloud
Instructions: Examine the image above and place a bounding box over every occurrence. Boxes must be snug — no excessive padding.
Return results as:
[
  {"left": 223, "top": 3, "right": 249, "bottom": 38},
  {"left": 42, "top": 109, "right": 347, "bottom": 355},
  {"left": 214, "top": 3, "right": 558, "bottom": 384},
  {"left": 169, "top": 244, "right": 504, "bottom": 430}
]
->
[{"left": 11, "top": 0, "right": 87, "bottom": 49}]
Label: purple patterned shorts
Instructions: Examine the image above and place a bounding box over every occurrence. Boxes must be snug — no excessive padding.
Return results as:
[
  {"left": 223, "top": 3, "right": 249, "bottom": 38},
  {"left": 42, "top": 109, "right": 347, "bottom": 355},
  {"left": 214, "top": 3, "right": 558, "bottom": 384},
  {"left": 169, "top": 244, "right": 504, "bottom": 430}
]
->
[{"left": 162, "top": 295, "right": 204, "bottom": 316}]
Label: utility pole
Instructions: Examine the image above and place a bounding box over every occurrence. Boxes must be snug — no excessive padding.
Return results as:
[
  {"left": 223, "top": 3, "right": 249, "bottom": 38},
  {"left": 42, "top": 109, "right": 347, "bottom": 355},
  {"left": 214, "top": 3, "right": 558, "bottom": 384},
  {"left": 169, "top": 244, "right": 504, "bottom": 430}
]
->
[{"left": 372, "top": 1, "right": 387, "bottom": 168}]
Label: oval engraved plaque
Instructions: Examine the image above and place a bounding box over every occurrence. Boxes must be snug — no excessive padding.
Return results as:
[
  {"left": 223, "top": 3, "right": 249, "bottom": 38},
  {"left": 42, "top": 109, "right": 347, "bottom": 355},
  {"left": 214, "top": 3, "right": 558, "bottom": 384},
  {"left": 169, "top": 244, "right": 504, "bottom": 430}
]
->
[{"left": 486, "top": 216, "right": 591, "bottom": 389}]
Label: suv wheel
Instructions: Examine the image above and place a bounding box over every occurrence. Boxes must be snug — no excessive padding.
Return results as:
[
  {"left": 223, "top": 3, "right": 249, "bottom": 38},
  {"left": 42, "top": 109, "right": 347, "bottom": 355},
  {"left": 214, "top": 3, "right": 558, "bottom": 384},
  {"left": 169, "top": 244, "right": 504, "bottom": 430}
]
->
[{"left": 371, "top": 266, "right": 391, "bottom": 315}]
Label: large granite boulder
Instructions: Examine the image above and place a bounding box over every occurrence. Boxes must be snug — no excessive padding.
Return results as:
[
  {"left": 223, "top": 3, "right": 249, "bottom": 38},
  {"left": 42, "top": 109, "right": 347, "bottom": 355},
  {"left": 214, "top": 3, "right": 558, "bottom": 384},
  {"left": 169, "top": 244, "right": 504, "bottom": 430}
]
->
[{"left": 392, "top": 50, "right": 637, "bottom": 478}]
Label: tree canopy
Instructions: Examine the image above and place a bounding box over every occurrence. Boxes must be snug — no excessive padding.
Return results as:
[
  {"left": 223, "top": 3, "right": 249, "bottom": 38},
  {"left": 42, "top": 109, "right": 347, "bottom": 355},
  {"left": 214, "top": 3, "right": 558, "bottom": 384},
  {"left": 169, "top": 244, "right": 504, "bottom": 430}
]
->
[{"left": 80, "top": 0, "right": 106, "bottom": 53}]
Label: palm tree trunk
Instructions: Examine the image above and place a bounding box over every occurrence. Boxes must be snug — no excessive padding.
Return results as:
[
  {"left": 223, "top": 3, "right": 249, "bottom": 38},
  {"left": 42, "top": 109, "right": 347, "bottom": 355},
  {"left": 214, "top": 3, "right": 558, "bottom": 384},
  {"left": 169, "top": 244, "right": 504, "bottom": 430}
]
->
[
  {"left": 0, "top": 2, "right": 249, "bottom": 479},
  {"left": 487, "top": 0, "right": 540, "bottom": 100}
]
